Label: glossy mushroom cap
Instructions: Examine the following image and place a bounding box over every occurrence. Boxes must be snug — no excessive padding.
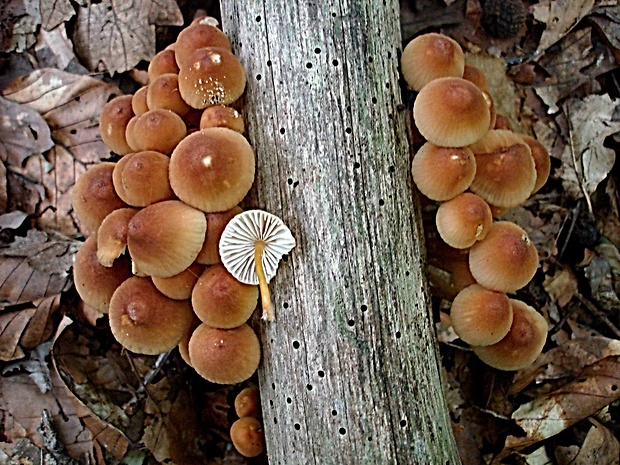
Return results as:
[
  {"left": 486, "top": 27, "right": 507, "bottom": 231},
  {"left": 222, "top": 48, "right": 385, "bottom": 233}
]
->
[
  {"left": 199, "top": 105, "right": 245, "bottom": 133},
  {"left": 73, "top": 236, "right": 132, "bottom": 313},
  {"left": 413, "top": 77, "right": 490, "bottom": 147},
  {"left": 169, "top": 128, "right": 255, "bottom": 213},
  {"left": 188, "top": 323, "right": 261, "bottom": 384},
  {"left": 469, "top": 221, "right": 539, "bottom": 293},
  {"left": 469, "top": 130, "right": 536, "bottom": 208},
  {"left": 462, "top": 64, "right": 489, "bottom": 91},
  {"left": 520, "top": 134, "right": 551, "bottom": 194},
  {"left": 73, "top": 162, "right": 128, "bottom": 235},
  {"left": 473, "top": 299, "right": 547, "bottom": 370},
  {"left": 178, "top": 47, "right": 246, "bottom": 109},
  {"left": 435, "top": 192, "right": 493, "bottom": 249},
  {"left": 411, "top": 142, "right": 476, "bottom": 201},
  {"left": 177, "top": 315, "right": 201, "bottom": 367},
  {"left": 117, "top": 150, "right": 175, "bottom": 207},
  {"left": 152, "top": 262, "right": 205, "bottom": 300},
  {"left": 196, "top": 206, "right": 244, "bottom": 265},
  {"left": 132, "top": 109, "right": 187, "bottom": 154},
  {"left": 230, "top": 417, "right": 265, "bottom": 458},
  {"left": 99, "top": 95, "right": 135, "bottom": 155},
  {"left": 234, "top": 386, "right": 261, "bottom": 418},
  {"left": 401, "top": 33, "right": 465, "bottom": 92},
  {"left": 97, "top": 207, "right": 139, "bottom": 267},
  {"left": 450, "top": 284, "right": 513, "bottom": 346},
  {"left": 191, "top": 264, "right": 258, "bottom": 328},
  {"left": 127, "top": 200, "right": 207, "bottom": 277},
  {"left": 108, "top": 277, "right": 195, "bottom": 355},
  {"left": 174, "top": 23, "right": 232, "bottom": 68},
  {"left": 131, "top": 86, "right": 149, "bottom": 116},
  {"left": 124, "top": 116, "right": 140, "bottom": 152},
  {"left": 146, "top": 73, "right": 191, "bottom": 116},
  {"left": 148, "top": 49, "right": 180, "bottom": 81}
]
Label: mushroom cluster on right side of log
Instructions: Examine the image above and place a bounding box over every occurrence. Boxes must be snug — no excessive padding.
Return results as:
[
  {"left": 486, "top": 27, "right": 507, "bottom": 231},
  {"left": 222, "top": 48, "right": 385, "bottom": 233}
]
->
[{"left": 401, "top": 32, "right": 550, "bottom": 371}]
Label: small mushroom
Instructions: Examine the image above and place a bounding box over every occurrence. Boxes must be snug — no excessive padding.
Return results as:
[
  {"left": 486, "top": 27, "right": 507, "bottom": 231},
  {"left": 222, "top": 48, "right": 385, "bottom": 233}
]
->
[
  {"left": 118, "top": 150, "right": 175, "bottom": 207},
  {"left": 462, "top": 64, "right": 489, "bottom": 91},
  {"left": 196, "top": 206, "right": 244, "bottom": 265},
  {"left": 435, "top": 192, "right": 492, "bottom": 249},
  {"left": 234, "top": 385, "right": 261, "bottom": 418},
  {"left": 199, "top": 105, "right": 245, "bottom": 133},
  {"left": 99, "top": 95, "right": 135, "bottom": 155},
  {"left": 152, "top": 262, "right": 205, "bottom": 300},
  {"left": 174, "top": 23, "right": 232, "bottom": 68},
  {"left": 97, "top": 207, "right": 139, "bottom": 267},
  {"left": 520, "top": 134, "right": 551, "bottom": 194},
  {"left": 146, "top": 73, "right": 191, "bottom": 117},
  {"left": 132, "top": 108, "right": 187, "bottom": 154},
  {"left": 131, "top": 85, "right": 150, "bottom": 116},
  {"left": 148, "top": 49, "right": 180, "bottom": 81},
  {"left": 230, "top": 416, "right": 265, "bottom": 458},
  {"left": 219, "top": 210, "right": 296, "bottom": 321}
]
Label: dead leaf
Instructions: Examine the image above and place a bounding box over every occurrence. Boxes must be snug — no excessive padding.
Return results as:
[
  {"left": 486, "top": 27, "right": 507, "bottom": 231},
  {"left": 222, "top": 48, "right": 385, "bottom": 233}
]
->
[
  {"left": 584, "top": 246, "right": 620, "bottom": 311},
  {"left": 543, "top": 267, "right": 579, "bottom": 308},
  {"left": 72, "top": 0, "right": 183, "bottom": 74},
  {"left": 501, "top": 355, "right": 620, "bottom": 455},
  {"left": 532, "top": 0, "right": 596, "bottom": 57},
  {"left": 0, "top": 308, "right": 35, "bottom": 360},
  {"left": 0, "top": 161, "right": 6, "bottom": 213},
  {"left": 0, "top": 96, "right": 54, "bottom": 167},
  {"left": 40, "top": 0, "right": 75, "bottom": 31},
  {"left": 0, "top": 0, "right": 41, "bottom": 53},
  {"left": 590, "top": 4, "right": 620, "bottom": 60},
  {"left": 562, "top": 419, "right": 620, "bottom": 465},
  {"left": 34, "top": 24, "right": 79, "bottom": 70}
]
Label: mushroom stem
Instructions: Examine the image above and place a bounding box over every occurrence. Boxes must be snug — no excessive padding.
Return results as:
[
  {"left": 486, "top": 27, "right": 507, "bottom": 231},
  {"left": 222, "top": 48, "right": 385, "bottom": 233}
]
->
[{"left": 254, "top": 240, "right": 274, "bottom": 321}]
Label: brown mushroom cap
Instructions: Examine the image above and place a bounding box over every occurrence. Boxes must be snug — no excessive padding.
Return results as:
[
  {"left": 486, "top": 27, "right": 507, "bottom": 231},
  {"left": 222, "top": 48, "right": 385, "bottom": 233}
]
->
[
  {"left": 132, "top": 109, "right": 187, "bottom": 154},
  {"left": 191, "top": 263, "right": 258, "bottom": 328},
  {"left": 174, "top": 24, "right": 232, "bottom": 68},
  {"left": 99, "top": 95, "right": 134, "bottom": 155},
  {"left": 118, "top": 150, "right": 175, "bottom": 207},
  {"left": 199, "top": 105, "right": 245, "bottom": 133},
  {"left": 435, "top": 192, "right": 493, "bottom": 249},
  {"left": 178, "top": 315, "right": 201, "bottom": 367},
  {"left": 413, "top": 77, "right": 490, "bottom": 147},
  {"left": 462, "top": 63, "right": 489, "bottom": 91},
  {"left": 132, "top": 86, "right": 150, "bottom": 116},
  {"left": 450, "top": 284, "right": 513, "bottom": 346},
  {"left": 148, "top": 49, "right": 180, "bottom": 81},
  {"left": 469, "top": 221, "right": 539, "bottom": 293},
  {"left": 169, "top": 128, "right": 255, "bottom": 212},
  {"left": 127, "top": 200, "right": 207, "bottom": 277},
  {"left": 73, "top": 236, "right": 132, "bottom": 313},
  {"left": 178, "top": 47, "right": 246, "bottom": 109},
  {"left": 473, "top": 299, "right": 547, "bottom": 370},
  {"left": 125, "top": 116, "right": 140, "bottom": 152},
  {"left": 97, "top": 207, "right": 139, "bottom": 267},
  {"left": 73, "top": 162, "right": 128, "bottom": 235},
  {"left": 188, "top": 323, "right": 261, "bottom": 384},
  {"left": 469, "top": 130, "right": 536, "bottom": 208},
  {"left": 152, "top": 262, "right": 205, "bottom": 300},
  {"left": 494, "top": 114, "right": 514, "bottom": 131},
  {"left": 401, "top": 33, "right": 465, "bottom": 92},
  {"left": 234, "top": 386, "right": 261, "bottom": 418},
  {"left": 520, "top": 134, "right": 551, "bottom": 194},
  {"left": 146, "top": 73, "right": 191, "bottom": 116},
  {"left": 196, "top": 206, "right": 243, "bottom": 265},
  {"left": 111, "top": 153, "right": 135, "bottom": 201},
  {"left": 108, "top": 276, "right": 195, "bottom": 355},
  {"left": 230, "top": 416, "right": 265, "bottom": 458},
  {"left": 411, "top": 142, "right": 476, "bottom": 201}
]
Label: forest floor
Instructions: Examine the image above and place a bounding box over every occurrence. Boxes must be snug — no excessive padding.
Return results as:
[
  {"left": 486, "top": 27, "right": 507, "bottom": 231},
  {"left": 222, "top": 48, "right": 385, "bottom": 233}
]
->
[{"left": 0, "top": 0, "right": 619, "bottom": 464}]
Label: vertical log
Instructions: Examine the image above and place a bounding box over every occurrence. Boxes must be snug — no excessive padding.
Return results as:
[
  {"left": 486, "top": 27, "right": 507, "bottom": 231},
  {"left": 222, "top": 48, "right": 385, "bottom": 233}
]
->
[{"left": 220, "top": 1, "right": 461, "bottom": 463}]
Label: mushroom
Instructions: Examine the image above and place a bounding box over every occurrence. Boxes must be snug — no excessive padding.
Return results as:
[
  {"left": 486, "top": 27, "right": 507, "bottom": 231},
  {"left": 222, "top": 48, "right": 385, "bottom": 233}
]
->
[
  {"left": 234, "top": 385, "right": 261, "bottom": 418},
  {"left": 148, "top": 49, "right": 180, "bottom": 81},
  {"left": 230, "top": 416, "right": 265, "bottom": 458},
  {"left": 196, "top": 206, "right": 244, "bottom": 265},
  {"left": 151, "top": 262, "right": 205, "bottom": 300},
  {"left": 146, "top": 73, "right": 191, "bottom": 117},
  {"left": 108, "top": 276, "right": 195, "bottom": 355},
  {"left": 413, "top": 77, "right": 490, "bottom": 147},
  {"left": 132, "top": 108, "right": 187, "bottom": 154},
  {"left": 435, "top": 192, "right": 493, "bottom": 249},
  {"left": 188, "top": 323, "right": 261, "bottom": 384},
  {"left": 450, "top": 284, "right": 513, "bottom": 346},
  {"left": 401, "top": 33, "right": 465, "bottom": 92},
  {"left": 200, "top": 105, "right": 245, "bottom": 133},
  {"left": 99, "top": 94, "right": 135, "bottom": 155},
  {"left": 96, "top": 207, "right": 139, "bottom": 267},
  {"left": 219, "top": 210, "right": 296, "bottom": 321},
  {"left": 520, "top": 134, "right": 551, "bottom": 194},
  {"left": 118, "top": 150, "right": 175, "bottom": 207},
  {"left": 131, "top": 85, "right": 149, "bottom": 116},
  {"left": 462, "top": 63, "right": 489, "bottom": 91},
  {"left": 174, "top": 23, "right": 232, "bottom": 68}
]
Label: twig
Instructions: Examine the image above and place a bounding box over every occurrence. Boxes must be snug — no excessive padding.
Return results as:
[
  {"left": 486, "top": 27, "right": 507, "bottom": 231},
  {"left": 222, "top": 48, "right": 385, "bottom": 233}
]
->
[
  {"left": 556, "top": 202, "right": 580, "bottom": 261},
  {"left": 122, "top": 350, "right": 172, "bottom": 412},
  {"left": 566, "top": 105, "right": 594, "bottom": 215}
]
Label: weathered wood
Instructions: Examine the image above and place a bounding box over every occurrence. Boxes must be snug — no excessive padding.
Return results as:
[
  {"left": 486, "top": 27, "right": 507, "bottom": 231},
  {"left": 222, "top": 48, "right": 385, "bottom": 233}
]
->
[{"left": 220, "top": 2, "right": 461, "bottom": 463}]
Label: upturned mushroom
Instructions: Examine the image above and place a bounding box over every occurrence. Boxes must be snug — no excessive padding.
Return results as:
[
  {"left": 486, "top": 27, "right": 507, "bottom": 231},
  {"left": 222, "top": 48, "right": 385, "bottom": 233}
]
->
[{"left": 230, "top": 416, "right": 265, "bottom": 458}]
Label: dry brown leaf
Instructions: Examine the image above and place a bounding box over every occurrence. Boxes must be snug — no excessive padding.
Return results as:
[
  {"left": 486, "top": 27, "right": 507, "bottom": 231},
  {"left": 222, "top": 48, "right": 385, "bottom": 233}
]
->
[
  {"left": 0, "top": 0, "right": 41, "bottom": 53},
  {"left": 543, "top": 267, "right": 579, "bottom": 308},
  {"left": 500, "top": 355, "right": 620, "bottom": 456},
  {"left": 584, "top": 245, "right": 620, "bottom": 311},
  {"left": 0, "top": 96, "right": 54, "bottom": 167},
  {"left": 590, "top": 4, "right": 620, "bottom": 58},
  {"left": 561, "top": 419, "right": 620, "bottom": 465},
  {"left": 532, "top": 0, "right": 596, "bottom": 57},
  {"left": 72, "top": 0, "right": 183, "bottom": 74},
  {"left": 0, "top": 229, "right": 79, "bottom": 308},
  {"left": 0, "top": 161, "right": 7, "bottom": 213},
  {"left": 40, "top": 0, "right": 74, "bottom": 31},
  {"left": 0, "top": 308, "right": 36, "bottom": 360},
  {"left": 34, "top": 24, "right": 78, "bottom": 70}
]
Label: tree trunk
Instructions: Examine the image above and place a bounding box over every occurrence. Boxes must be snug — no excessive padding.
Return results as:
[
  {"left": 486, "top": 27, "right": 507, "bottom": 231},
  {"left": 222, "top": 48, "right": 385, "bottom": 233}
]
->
[{"left": 220, "top": 1, "right": 461, "bottom": 463}]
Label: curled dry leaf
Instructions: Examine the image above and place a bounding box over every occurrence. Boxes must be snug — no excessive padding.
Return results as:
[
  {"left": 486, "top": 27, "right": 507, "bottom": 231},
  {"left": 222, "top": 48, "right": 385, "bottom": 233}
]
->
[
  {"left": 72, "top": 0, "right": 183, "bottom": 74},
  {"left": 555, "top": 419, "right": 620, "bottom": 465},
  {"left": 0, "top": 0, "right": 41, "bottom": 53}
]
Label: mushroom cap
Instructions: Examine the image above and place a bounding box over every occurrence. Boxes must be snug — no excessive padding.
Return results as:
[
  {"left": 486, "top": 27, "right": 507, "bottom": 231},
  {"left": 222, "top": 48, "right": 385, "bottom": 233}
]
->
[
  {"left": 168, "top": 128, "right": 255, "bottom": 213},
  {"left": 462, "top": 63, "right": 489, "bottom": 91},
  {"left": 151, "top": 262, "right": 205, "bottom": 300},
  {"left": 469, "top": 130, "right": 536, "bottom": 208},
  {"left": 401, "top": 33, "right": 465, "bottom": 91},
  {"left": 234, "top": 386, "right": 261, "bottom": 418},
  {"left": 413, "top": 77, "right": 490, "bottom": 147},
  {"left": 97, "top": 207, "right": 139, "bottom": 267},
  {"left": 99, "top": 95, "right": 135, "bottom": 155},
  {"left": 188, "top": 323, "right": 261, "bottom": 384},
  {"left": 178, "top": 47, "right": 246, "bottom": 109},
  {"left": 132, "top": 109, "right": 187, "bottom": 154},
  {"left": 450, "top": 284, "right": 513, "bottom": 346},
  {"left": 127, "top": 200, "right": 207, "bottom": 277},
  {"left": 73, "top": 236, "right": 132, "bottom": 313},
  {"left": 124, "top": 116, "right": 140, "bottom": 152},
  {"left": 148, "top": 49, "right": 180, "bottom": 81},
  {"left": 473, "top": 299, "right": 547, "bottom": 370},
  {"left": 493, "top": 114, "right": 514, "bottom": 131},
  {"left": 435, "top": 192, "right": 493, "bottom": 249},
  {"left": 111, "top": 153, "right": 135, "bottom": 201},
  {"left": 469, "top": 221, "right": 539, "bottom": 293},
  {"left": 118, "top": 150, "right": 175, "bottom": 207},
  {"left": 73, "top": 162, "right": 128, "bottom": 236},
  {"left": 199, "top": 105, "right": 245, "bottom": 133},
  {"left": 481, "top": 90, "right": 497, "bottom": 130},
  {"left": 520, "top": 134, "right": 551, "bottom": 194},
  {"left": 108, "top": 276, "right": 195, "bottom": 355},
  {"left": 178, "top": 315, "right": 201, "bottom": 367},
  {"left": 131, "top": 85, "right": 150, "bottom": 116},
  {"left": 411, "top": 142, "right": 476, "bottom": 201},
  {"left": 219, "top": 210, "right": 296, "bottom": 285},
  {"left": 146, "top": 73, "right": 191, "bottom": 116},
  {"left": 230, "top": 416, "right": 265, "bottom": 458},
  {"left": 191, "top": 263, "right": 258, "bottom": 328},
  {"left": 174, "top": 24, "right": 232, "bottom": 68},
  {"left": 196, "top": 206, "right": 243, "bottom": 265}
]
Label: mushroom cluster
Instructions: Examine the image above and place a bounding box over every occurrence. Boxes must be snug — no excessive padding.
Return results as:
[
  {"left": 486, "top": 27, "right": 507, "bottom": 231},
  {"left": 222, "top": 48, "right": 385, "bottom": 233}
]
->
[
  {"left": 401, "top": 32, "right": 550, "bottom": 370},
  {"left": 72, "top": 17, "right": 294, "bottom": 386},
  {"left": 229, "top": 385, "right": 266, "bottom": 457}
]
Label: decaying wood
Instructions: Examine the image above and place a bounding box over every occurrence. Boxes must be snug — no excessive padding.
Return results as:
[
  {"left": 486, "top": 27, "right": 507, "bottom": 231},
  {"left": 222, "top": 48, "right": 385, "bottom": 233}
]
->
[{"left": 220, "top": 1, "right": 461, "bottom": 463}]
